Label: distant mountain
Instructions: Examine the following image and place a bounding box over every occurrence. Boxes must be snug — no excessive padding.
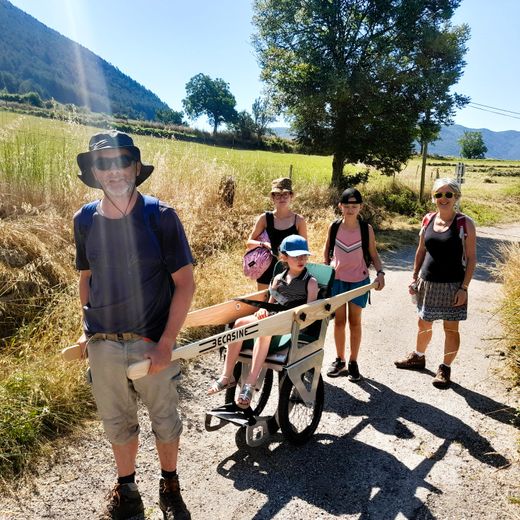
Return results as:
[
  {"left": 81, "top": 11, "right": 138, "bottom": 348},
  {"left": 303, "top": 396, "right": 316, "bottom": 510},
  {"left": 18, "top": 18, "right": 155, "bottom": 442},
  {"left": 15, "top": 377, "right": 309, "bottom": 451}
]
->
[
  {"left": 270, "top": 126, "right": 294, "bottom": 140},
  {"left": 274, "top": 123, "right": 520, "bottom": 160},
  {"left": 0, "top": 0, "right": 168, "bottom": 119},
  {"left": 427, "top": 124, "right": 520, "bottom": 160}
]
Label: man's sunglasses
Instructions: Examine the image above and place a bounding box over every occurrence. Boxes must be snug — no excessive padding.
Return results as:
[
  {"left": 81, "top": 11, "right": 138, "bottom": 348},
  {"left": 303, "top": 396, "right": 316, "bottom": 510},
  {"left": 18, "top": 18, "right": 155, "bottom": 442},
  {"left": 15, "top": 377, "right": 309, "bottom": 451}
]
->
[
  {"left": 93, "top": 155, "right": 135, "bottom": 171},
  {"left": 434, "top": 191, "right": 455, "bottom": 199}
]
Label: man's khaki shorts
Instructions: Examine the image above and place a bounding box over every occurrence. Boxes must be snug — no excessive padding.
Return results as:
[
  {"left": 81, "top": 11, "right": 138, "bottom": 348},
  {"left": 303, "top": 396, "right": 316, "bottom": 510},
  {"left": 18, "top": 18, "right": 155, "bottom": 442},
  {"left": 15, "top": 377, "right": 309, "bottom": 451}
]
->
[{"left": 87, "top": 337, "right": 182, "bottom": 445}]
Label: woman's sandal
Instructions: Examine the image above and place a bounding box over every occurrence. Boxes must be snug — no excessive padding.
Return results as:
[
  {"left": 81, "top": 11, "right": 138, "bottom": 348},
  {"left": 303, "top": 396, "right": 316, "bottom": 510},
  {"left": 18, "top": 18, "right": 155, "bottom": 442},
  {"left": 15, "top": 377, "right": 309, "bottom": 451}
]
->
[
  {"left": 207, "top": 375, "right": 236, "bottom": 395},
  {"left": 236, "top": 383, "right": 254, "bottom": 409}
]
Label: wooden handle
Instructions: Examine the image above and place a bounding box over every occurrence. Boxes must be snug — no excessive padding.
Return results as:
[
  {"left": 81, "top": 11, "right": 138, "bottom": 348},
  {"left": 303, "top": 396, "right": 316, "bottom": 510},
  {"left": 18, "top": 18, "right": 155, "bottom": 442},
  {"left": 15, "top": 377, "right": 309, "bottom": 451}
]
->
[
  {"left": 125, "top": 281, "right": 377, "bottom": 381},
  {"left": 61, "top": 344, "right": 83, "bottom": 361},
  {"left": 127, "top": 359, "right": 151, "bottom": 380}
]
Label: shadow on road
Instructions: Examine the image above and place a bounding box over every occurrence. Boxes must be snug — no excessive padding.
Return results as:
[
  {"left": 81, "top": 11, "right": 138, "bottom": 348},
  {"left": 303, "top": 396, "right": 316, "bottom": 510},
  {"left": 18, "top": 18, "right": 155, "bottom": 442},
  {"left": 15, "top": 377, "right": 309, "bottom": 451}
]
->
[
  {"left": 217, "top": 429, "right": 440, "bottom": 520},
  {"left": 323, "top": 379, "right": 511, "bottom": 469},
  {"left": 450, "top": 382, "right": 519, "bottom": 428},
  {"left": 216, "top": 377, "right": 512, "bottom": 519}
]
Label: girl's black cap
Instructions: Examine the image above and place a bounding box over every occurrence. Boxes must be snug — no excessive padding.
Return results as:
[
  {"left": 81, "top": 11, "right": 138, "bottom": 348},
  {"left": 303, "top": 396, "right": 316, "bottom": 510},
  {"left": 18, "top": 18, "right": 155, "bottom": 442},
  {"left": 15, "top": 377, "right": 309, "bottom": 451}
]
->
[{"left": 340, "top": 188, "right": 363, "bottom": 203}]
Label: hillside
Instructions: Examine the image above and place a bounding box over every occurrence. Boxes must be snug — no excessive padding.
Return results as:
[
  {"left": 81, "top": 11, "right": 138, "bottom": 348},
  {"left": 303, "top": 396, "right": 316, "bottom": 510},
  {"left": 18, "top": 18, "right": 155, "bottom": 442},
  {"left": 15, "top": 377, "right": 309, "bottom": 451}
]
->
[
  {"left": 428, "top": 124, "right": 520, "bottom": 160},
  {"left": 0, "top": 0, "right": 168, "bottom": 119}
]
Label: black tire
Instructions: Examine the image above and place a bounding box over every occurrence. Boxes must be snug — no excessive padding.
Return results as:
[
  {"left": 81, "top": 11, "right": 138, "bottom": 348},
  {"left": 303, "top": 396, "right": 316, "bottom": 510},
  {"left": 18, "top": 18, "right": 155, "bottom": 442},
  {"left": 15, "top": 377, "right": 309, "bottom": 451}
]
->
[
  {"left": 224, "top": 362, "right": 274, "bottom": 416},
  {"left": 278, "top": 369, "right": 324, "bottom": 445}
]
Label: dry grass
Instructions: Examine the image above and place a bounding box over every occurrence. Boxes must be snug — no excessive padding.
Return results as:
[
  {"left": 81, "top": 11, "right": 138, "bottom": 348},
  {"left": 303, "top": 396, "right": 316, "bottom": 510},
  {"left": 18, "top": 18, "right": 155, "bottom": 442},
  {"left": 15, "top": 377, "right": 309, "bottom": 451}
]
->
[
  {"left": 495, "top": 242, "right": 520, "bottom": 386},
  {"left": 0, "top": 214, "right": 76, "bottom": 342}
]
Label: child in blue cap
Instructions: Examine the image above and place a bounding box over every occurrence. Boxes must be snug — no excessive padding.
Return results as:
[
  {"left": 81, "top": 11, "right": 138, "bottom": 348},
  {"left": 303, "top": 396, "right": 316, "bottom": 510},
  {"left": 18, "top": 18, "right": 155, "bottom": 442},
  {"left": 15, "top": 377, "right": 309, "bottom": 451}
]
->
[{"left": 208, "top": 234, "right": 318, "bottom": 408}]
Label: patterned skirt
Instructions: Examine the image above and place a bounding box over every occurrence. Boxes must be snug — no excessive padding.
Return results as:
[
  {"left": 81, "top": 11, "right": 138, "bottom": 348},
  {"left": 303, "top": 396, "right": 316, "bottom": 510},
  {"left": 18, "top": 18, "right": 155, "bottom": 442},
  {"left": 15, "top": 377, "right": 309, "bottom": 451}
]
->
[{"left": 416, "top": 278, "right": 467, "bottom": 322}]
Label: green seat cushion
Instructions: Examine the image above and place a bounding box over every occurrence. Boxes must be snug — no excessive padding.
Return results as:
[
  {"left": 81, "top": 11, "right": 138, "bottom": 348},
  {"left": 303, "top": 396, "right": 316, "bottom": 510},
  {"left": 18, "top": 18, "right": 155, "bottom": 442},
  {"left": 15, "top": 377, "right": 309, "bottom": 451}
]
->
[{"left": 241, "top": 328, "right": 319, "bottom": 355}]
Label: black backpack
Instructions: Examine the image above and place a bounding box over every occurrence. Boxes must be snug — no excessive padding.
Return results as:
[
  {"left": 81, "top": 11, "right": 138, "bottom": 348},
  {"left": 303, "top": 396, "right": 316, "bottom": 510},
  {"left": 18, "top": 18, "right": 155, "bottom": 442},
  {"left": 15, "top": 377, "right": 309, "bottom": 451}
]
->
[{"left": 327, "top": 218, "right": 371, "bottom": 268}]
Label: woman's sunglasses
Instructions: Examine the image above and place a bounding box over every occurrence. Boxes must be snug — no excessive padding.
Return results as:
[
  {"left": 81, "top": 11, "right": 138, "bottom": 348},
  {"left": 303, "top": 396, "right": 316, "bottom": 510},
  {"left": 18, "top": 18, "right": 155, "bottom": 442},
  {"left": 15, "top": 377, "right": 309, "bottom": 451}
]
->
[
  {"left": 272, "top": 192, "right": 292, "bottom": 199},
  {"left": 434, "top": 191, "right": 455, "bottom": 199},
  {"left": 93, "top": 155, "right": 135, "bottom": 171}
]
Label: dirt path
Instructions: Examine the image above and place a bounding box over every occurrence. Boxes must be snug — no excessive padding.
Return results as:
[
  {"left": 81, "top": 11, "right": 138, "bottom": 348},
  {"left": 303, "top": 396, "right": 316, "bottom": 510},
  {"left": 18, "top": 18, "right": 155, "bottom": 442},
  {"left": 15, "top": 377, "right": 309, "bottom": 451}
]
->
[{"left": 1, "top": 224, "right": 519, "bottom": 520}]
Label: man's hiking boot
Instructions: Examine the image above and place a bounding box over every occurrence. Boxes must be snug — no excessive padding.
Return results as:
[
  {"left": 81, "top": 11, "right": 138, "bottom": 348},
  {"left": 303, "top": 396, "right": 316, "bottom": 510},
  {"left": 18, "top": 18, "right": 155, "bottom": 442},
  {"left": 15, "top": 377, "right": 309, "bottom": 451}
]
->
[
  {"left": 326, "top": 357, "right": 347, "bottom": 377},
  {"left": 432, "top": 364, "right": 451, "bottom": 389},
  {"left": 159, "top": 475, "right": 191, "bottom": 520},
  {"left": 394, "top": 352, "right": 426, "bottom": 370},
  {"left": 347, "top": 361, "right": 361, "bottom": 382},
  {"left": 100, "top": 483, "right": 144, "bottom": 520}
]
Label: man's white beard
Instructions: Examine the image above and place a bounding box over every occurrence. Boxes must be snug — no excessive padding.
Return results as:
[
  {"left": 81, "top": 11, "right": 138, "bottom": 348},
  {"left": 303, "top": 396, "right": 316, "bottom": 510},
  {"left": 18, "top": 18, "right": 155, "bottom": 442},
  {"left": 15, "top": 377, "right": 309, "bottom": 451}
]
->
[{"left": 103, "top": 180, "right": 136, "bottom": 198}]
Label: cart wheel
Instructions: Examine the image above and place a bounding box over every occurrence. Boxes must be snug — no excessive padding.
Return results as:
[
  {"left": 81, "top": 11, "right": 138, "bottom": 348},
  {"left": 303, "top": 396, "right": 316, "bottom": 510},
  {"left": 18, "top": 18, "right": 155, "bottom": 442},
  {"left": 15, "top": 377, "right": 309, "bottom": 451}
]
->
[
  {"left": 278, "top": 369, "right": 324, "bottom": 445},
  {"left": 225, "top": 363, "right": 274, "bottom": 416}
]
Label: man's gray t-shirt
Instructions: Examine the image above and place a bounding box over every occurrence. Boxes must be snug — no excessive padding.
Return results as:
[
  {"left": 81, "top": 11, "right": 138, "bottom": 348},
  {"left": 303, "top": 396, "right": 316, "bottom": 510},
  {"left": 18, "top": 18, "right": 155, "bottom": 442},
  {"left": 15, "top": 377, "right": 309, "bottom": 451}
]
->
[{"left": 73, "top": 194, "right": 193, "bottom": 342}]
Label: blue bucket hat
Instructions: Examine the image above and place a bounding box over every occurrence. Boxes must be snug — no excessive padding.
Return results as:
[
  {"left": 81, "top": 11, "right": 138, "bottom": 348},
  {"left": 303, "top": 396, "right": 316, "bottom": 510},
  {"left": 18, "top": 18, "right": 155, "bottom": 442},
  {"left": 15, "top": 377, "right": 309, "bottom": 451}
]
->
[
  {"left": 280, "top": 235, "right": 312, "bottom": 257},
  {"left": 76, "top": 131, "right": 154, "bottom": 189}
]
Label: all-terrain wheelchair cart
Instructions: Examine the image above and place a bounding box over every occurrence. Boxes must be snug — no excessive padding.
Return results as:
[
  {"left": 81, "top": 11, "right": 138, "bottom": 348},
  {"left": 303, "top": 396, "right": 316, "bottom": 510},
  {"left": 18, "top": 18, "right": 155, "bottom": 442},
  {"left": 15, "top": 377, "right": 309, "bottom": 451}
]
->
[
  {"left": 62, "top": 263, "right": 376, "bottom": 447},
  {"left": 205, "top": 262, "right": 336, "bottom": 447}
]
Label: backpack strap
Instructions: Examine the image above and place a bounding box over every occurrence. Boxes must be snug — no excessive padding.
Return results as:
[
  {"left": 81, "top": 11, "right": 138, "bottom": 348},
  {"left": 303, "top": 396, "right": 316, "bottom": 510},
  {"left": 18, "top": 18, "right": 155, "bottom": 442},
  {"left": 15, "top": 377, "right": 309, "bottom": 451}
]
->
[
  {"left": 141, "top": 194, "right": 162, "bottom": 259},
  {"left": 455, "top": 212, "right": 468, "bottom": 237},
  {"left": 455, "top": 212, "right": 468, "bottom": 267},
  {"left": 77, "top": 200, "right": 100, "bottom": 244},
  {"left": 265, "top": 211, "right": 275, "bottom": 242},
  {"left": 421, "top": 211, "right": 437, "bottom": 231},
  {"left": 359, "top": 219, "right": 371, "bottom": 268},
  {"left": 327, "top": 219, "right": 342, "bottom": 264}
]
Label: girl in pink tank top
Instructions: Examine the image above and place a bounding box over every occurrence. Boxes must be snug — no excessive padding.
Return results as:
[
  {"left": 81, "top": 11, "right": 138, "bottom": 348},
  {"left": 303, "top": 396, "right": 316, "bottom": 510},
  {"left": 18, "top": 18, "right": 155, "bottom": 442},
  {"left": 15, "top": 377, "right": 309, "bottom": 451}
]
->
[
  {"left": 332, "top": 225, "right": 370, "bottom": 282},
  {"left": 322, "top": 188, "right": 385, "bottom": 382}
]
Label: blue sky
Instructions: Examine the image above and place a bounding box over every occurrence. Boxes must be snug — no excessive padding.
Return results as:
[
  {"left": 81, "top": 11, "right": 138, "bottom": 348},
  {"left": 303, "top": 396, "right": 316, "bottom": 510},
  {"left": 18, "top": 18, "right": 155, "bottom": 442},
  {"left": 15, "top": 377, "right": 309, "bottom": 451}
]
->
[{"left": 9, "top": 0, "right": 520, "bottom": 132}]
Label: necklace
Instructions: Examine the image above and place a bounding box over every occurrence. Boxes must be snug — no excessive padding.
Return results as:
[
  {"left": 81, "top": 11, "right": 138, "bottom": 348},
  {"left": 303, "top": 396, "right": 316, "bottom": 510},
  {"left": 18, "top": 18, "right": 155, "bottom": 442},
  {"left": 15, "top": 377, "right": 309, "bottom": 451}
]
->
[
  {"left": 435, "top": 213, "right": 455, "bottom": 227},
  {"left": 102, "top": 186, "right": 136, "bottom": 217}
]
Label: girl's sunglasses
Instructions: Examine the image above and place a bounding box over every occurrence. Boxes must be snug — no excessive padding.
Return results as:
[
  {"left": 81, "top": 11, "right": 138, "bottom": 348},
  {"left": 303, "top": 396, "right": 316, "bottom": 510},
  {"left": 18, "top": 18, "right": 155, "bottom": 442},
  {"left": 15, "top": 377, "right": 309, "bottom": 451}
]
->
[
  {"left": 93, "top": 155, "right": 135, "bottom": 171},
  {"left": 434, "top": 192, "right": 455, "bottom": 199}
]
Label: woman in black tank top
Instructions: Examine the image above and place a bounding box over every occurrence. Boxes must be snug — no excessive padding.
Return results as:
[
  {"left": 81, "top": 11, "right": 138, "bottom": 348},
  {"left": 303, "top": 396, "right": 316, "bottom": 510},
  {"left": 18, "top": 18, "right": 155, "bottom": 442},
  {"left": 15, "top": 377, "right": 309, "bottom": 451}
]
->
[
  {"left": 394, "top": 178, "right": 477, "bottom": 389},
  {"left": 245, "top": 177, "right": 308, "bottom": 289}
]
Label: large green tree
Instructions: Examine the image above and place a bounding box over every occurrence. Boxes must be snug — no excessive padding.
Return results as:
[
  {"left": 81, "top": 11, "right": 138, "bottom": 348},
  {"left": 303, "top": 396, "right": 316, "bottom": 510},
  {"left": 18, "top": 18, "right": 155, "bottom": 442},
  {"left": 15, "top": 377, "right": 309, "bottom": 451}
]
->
[
  {"left": 253, "top": 0, "right": 465, "bottom": 187},
  {"left": 182, "top": 73, "right": 237, "bottom": 135},
  {"left": 415, "top": 24, "right": 470, "bottom": 200},
  {"left": 458, "top": 131, "right": 487, "bottom": 159}
]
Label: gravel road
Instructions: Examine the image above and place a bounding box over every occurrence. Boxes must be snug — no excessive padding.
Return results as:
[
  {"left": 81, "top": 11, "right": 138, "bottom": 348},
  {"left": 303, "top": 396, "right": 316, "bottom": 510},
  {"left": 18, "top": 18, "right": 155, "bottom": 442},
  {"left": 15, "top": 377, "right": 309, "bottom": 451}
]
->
[{"left": 1, "top": 224, "right": 519, "bottom": 520}]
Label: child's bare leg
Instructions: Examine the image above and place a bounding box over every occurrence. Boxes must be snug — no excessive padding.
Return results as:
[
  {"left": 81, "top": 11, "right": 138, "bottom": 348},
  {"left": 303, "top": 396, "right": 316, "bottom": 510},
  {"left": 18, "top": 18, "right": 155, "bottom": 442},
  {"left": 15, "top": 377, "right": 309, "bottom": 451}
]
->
[
  {"left": 237, "top": 335, "right": 272, "bottom": 407},
  {"left": 222, "top": 315, "right": 259, "bottom": 377},
  {"left": 333, "top": 304, "right": 347, "bottom": 360},
  {"left": 244, "top": 335, "right": 272, "bottom": 386},
  {"left": 208, "top": 314, "right": 257, "bottom": 393},
  {"left": 347, "top": 302, "right": 362, "bottom": 362}
]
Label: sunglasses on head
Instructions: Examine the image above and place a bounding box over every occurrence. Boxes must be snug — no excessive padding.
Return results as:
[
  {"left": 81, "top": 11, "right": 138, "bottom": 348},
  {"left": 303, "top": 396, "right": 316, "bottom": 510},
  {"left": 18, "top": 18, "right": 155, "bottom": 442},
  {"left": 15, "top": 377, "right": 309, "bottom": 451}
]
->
[
  {"left": 434, "top": 191, "right": 455, "bottom": 199},
  {"left": 93, "top": 155, "right": 135, "bottom": 171}
]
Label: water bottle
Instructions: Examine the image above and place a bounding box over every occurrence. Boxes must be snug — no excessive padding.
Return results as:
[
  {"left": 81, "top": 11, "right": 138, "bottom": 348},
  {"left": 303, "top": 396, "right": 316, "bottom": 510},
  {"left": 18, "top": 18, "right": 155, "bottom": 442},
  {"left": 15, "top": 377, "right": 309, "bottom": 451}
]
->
[{"left": 409, "top": 281, "right": 419, "bottom": 305}]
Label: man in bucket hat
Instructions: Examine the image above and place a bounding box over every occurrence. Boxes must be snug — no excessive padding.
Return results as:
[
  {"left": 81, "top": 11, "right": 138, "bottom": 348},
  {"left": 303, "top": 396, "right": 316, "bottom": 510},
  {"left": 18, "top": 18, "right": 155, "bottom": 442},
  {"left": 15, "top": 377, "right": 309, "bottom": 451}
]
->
[{"left": 74, "top": 131, "right": 195, "bottom": 519}]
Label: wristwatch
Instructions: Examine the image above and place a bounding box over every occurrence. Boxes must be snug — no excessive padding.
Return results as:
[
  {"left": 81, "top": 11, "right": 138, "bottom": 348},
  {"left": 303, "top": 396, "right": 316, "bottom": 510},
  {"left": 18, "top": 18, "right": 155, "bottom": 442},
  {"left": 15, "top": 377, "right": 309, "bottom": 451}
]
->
[{"left": 377, "top": 270, "right": 385, "bottom": 276}]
